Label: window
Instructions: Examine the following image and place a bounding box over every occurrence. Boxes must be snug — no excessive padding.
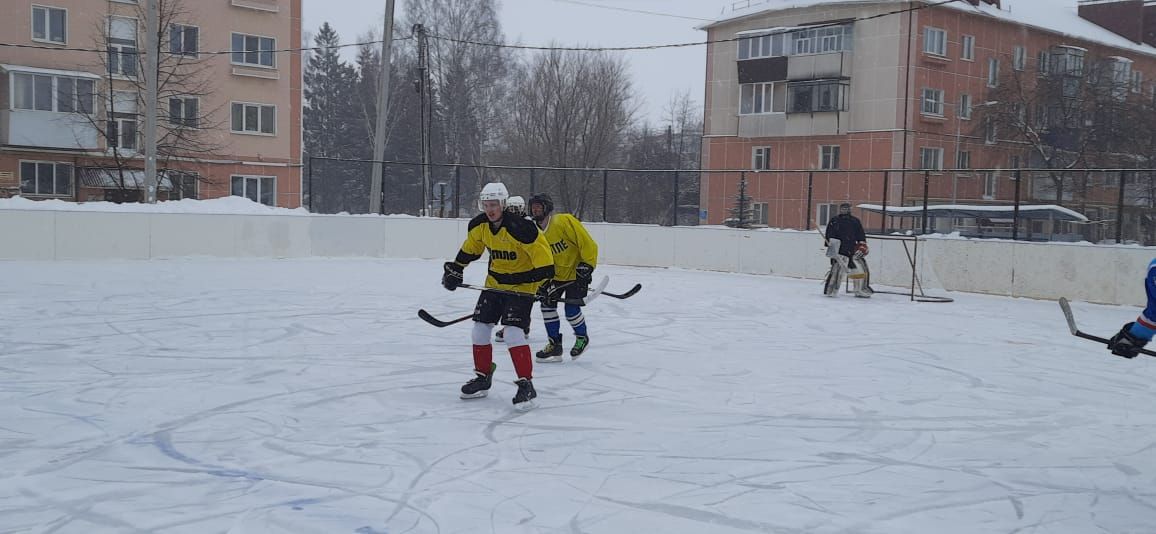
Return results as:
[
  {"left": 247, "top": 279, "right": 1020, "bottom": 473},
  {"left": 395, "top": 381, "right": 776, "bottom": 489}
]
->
[
  {"left": 231, "top": 33, "right": 275, "bottom": 67},
  {"left": 32, "top": 5, "right": 67, "bottom": 44},
  {"left": 983, "top": 171, "right": 997, "bottom": 198},
  {"left": 231, "top": 102, "right": 276, "bottom": 134},
  {"left": 820, "top": 145, "right": 840, "bottom": 169},
  {"left": 12, "top": 73, "right": 94, "bottom": 113},
  {"left": 1013, "top": 46, "right": 1026, "bottom": 71},
  {"left": 19, "top": 161, "right": 72, "bottom": 196},
  {"left": 959, "top": 93, "right": 972, "bottom": 119},
  {"left": 231, "top": 175, "right": 276, "bottom": 206},
  {"left": 752, "top": 202, "right": 769, "bottom": 225},
  {"left": 919, "top": 147, "right": 943, "bottom": 171},
  {"left": 787, "top": 80, "right": 848, "bottom": 113},
  {"left": 987, "top": 58, "right": 1000, "bottom": 87},
  {"left": 170, "top": 23, "right": 199, "bottom": 57},
  {"left": 739, "top": 82, "right": 778, "bottom": 114},
  {"left": 168, "top": 171, "right": 198, "bottom": 200},
  {"left": 108, "top": 117, "right": 138, "bottom": 150},
  {"left": 817, "top": 202, "right": 838, "bottom": 226},
  {"left": 791, "top": 25, "right": 854, "bottom": 55},
  {"left": 961, "top": 35, "right": 975, "bottom": 61},
  {"left": 923, "top": 27, "right": 946, "bottom": 56},
  {"left": 1009, "top": 155, "right": 1021, "bottom": 169},
  {"left": 738, "top": 32, "right": 785, "bottom": 60},
  {"left": 956, "top": 150, "right": 970, "bottom": 170},
  {"left": 921, "top": 88, "right": 944, "bottom": 116},
  {"left": 1110, "top": 57, "right": 1133, "bottom": 98},
  {"left": 108, "top": 16, "right": 138, "bottom": 77},
  {"left": 752, "top": 146, "right": 771, "bottom": 170},
  {"left": 1037, "top": 50, "right": 1050, "bottom": 75},
  {"left": 984, "top": 117, "right": 996, "bottom": 143},
  {"left": 1052, "top": 46, "right": 1085, "bottom": 76},
  {"left": 169, "top": 97, "right": 198, "bottom": 128},
  {"left": 1133, "top": 70, "right": 1143, "bottom": 93}
]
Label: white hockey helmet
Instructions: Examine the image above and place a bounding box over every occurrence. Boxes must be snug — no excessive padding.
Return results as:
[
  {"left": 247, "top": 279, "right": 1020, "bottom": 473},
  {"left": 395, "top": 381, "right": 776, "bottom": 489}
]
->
[
  {"left": 506, "top": 195, "right": 526, "bottom": 215},
  {"left": 477, "top": 182, "right": 509, "bottom": 211}
]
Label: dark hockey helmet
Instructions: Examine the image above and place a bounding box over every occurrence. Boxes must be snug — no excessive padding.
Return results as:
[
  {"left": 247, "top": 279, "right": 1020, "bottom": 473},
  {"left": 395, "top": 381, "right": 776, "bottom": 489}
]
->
[{"left": 529, "top": 193, "right": 554, "bottom": 222}]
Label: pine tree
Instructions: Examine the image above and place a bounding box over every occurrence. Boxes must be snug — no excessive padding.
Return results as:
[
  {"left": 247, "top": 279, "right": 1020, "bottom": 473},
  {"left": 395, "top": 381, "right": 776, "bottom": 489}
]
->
[
  {"left": 303, "top": 23, "right": 362, "bottom": 212},
  {"left": 727, "top": 175, "right": 754, "bottom": 228}
]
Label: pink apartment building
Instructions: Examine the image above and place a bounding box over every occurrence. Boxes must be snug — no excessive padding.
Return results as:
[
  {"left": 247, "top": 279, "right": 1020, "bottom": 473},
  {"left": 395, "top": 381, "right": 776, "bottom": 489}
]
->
[{"left": 0, "top": 0, "right": 302, "bottom": 207}]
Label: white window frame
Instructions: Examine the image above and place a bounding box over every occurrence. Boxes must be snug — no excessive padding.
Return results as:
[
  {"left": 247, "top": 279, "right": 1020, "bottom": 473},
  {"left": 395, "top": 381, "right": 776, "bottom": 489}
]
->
[
  {"left": 752, "top": 202, "right": 769, "bottom": 225},
  {"left": 1013, "top": 46, "right": 1026, "bottom": 71},
  {"left": 739, "top": 82, "right": 778, "bottom": 115},
  {"left": 108, "top": 116, "right": 139, "bottom": 151},
  {"left": 107, "top": 16, "right": 139, "bottom": 79},
  {"left": 19, "top": 160, "right": 72, "bottom": 197},
  {"left": 752, "top": 146, "right": 771, "bottom": 170},
  {"left": 169, "top": 23, "right": 199, "bottom": 57},
  {"left": 984, "top": 117, "right": 997, "bottom": 144},
  {"left": 983, "top": 171, "right": 997, "bottom": 199},
  {"left": 819, "top": 145, "right": 840, "bottom": 169},
  {"left": 31, "top": 5, "right": 67, "bottom": 45},
  {"left": 961, "top": 35, "right": 975, "bottom": 61},
  {"left": 923, "top": 27, "right": 947, "bottom": 57},
  {"left": 959, "top": 93, "right": 972, "bottom": 120},
  {"left": 956, "top": 150, "right": 970, "bottom": 170},
  {"left": 1037, "top": 49, "right": 1050, "bottom": 75},
  {"left": 817, "top": 202, "right": 838, "bottom": 227},
  {"left": 230, "top": 32, "right": 276, "bottom": 68},
  {"left": 921, "top": 88, "right": 945, "bottom": 116},
  {"left": 919, "top": 147, "right": 943, "bottom": 171},
  {"left": 10, "top": 72, "right": 95, "bottom": 114},
  {"left": 987, "top": 58, "right": 1000, "bottom": 87},
  {"left": 231, "top": 174, "right": 277, "bottom": 206},
  {"left": 1133, "top": 70, "right": 1143, "bottom": 94},
  {"left": 231, "top": 101, "right": 276, "bottom": 135},
  {"left": 169, "top": 96, "right": 199, "bottom": 128},
  {"left": 168, "top": 171, "right": 199, "bottom": 200}
]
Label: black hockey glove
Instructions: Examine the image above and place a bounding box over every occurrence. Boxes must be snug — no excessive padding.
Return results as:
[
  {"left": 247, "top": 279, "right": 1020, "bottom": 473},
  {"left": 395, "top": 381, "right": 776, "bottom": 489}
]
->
[
  {"left": 536, "top": 281, "right": 559, "bottom": 307},
  {"left": 574, "top": 262, "right": 594, "bottom": 295},
  {"left": 1108, "top": 322, "right": 1147, "bottom": 359},
  {"left": 442, "top": 262, "right": 464, "bottom": 291}
]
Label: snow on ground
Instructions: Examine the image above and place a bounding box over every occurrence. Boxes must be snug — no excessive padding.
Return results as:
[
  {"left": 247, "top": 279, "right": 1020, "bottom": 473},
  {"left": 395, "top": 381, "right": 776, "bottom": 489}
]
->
[{"left": 1, "top": 258, "right": 1155, "bottom": 533}]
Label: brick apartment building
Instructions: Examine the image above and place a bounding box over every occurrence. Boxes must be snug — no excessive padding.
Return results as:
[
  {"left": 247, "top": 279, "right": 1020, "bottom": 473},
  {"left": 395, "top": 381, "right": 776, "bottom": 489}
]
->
[
  {"left": 0, "top": 0, "right": 302, "bottom": 207},
  {"left": 699, "top": 0, "right": 1156, "bottom": 239}
]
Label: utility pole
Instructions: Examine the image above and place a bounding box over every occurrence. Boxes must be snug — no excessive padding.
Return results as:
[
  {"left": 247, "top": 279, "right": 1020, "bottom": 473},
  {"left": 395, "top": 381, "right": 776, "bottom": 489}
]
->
[
  {"left": 368, "top": 0, "right": 396, "bottom": 214},
  {"left": 143, "top": 0, "right": 158, "bottom": 203},
  {"left": 414, "top": 23, "right": 432, "bottom": 216}
]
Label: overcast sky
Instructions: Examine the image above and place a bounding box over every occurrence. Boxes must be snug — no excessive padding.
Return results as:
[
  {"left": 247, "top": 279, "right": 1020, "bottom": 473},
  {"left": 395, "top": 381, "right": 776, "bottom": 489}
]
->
[{"left": 302, "top": 0, "right": 735, "bottom": 123}]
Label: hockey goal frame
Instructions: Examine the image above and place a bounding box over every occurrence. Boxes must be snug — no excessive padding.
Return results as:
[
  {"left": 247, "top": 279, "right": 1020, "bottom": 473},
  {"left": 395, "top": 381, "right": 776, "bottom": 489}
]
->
[{"left": 858, "top": 234, "right": 953, "bottom": 303}]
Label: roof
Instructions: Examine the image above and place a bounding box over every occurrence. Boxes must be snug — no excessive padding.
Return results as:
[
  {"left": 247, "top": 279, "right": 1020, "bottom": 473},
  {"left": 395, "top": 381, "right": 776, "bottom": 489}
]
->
[
  {"left": 702, "top": 0, "right": 1156, "bottom": 58},
  {"left": 80, "top": 168, "right": 175, "bottom": 191},
  {"left": 856, "top": 203, "right": 1090, "bottom": 221},
  {"left": 0, "top": 64, "right": 102, "bottom": 80}
]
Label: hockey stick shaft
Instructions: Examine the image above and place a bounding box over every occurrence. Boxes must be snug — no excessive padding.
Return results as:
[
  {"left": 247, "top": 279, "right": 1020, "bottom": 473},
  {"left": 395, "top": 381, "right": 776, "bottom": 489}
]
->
[
  {"left": 1058, "top": 298, "right": 1156, "bottom": 357},
  {"left": 458, "top": 275, "right": 609, "bottom": 306}
]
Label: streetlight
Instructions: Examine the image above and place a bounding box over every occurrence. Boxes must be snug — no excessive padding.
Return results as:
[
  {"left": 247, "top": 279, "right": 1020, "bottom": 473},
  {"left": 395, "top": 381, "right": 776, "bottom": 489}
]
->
[{"left": 953, "top": 100, "right": 999, "bottom": 204}]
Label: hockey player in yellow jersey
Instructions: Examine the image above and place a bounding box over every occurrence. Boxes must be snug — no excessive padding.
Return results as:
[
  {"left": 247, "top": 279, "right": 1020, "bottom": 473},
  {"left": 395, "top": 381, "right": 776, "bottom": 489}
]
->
[
  {"left": 441, "top": 183, "right": 555, "bottom": 409},
  {"left": 528, "top": 193, "right": 599, "bottom": 362}
]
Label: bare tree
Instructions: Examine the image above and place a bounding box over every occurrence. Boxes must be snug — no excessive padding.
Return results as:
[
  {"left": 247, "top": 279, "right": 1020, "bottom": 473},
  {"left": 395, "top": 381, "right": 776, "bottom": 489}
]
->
[{"left": 77, "top": 0, "right": 224, "bottom": 201}]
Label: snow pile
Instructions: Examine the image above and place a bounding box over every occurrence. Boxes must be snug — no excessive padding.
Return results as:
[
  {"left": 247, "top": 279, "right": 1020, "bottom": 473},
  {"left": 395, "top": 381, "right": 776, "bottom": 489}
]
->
[{"left": 0, "top": 195, "right": 312, "bottom": 216}]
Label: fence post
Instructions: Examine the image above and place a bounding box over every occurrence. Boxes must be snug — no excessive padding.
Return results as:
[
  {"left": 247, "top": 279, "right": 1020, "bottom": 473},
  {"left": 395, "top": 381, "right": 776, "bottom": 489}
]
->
[
  {"left": 602, "top": 169, "right": 609, "bottom": 222},
  {"left": 672, "top": 169, "right": 679, "bottom": 227},
  {"left": 921, "top": 170, "right": 930, "bottom": 234},
  {"left": 805, "top": 171, "right": 814, "bottom": 230},
  {"left": 1012, "top": 169, "right": 1022, "bottom": 240},
  {"left": 1117, "top": 170, "right": 1127, "bottom": 244},
  {"left": 530, "top": 168, "right": 536, "bottom": 194},
  {"left": 880, "top": 171, "right": 890, "bottom": 234},
  {"left": 454, "top": 165, "right": 461, "bottom": 219},
  {"left": 306, "top": 155, "right": 313, "bottom": 212}
]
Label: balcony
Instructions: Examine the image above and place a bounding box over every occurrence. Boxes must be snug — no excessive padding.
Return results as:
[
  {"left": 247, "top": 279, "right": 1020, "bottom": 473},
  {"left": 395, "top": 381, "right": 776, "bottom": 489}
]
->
[{"left": 0, "top": 65, "right": 102, "bottom": 150}]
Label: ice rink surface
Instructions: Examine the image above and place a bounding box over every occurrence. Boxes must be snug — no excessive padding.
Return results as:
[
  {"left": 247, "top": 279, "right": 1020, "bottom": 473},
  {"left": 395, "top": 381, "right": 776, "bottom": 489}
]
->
[{"left": 1, "top": 258, "right": 1154, "bottom": 533}]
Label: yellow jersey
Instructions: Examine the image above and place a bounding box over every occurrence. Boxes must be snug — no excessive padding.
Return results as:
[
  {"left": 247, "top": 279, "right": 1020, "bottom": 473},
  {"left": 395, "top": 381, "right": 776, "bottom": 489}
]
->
[
  {"left": 454, "top": 213, "right": 554, "bottom": 293},
  {"left": 539, "top": 213, "right": 598, "bottom": 282}
]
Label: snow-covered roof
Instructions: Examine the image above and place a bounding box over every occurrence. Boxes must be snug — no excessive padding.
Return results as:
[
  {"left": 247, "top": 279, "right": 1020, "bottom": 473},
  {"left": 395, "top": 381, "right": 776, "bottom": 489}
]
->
[
  {"left": 703, "top": 0, "right": 1156, "bottom": 59},
  {"left": 857, "top": 203, "right": 1089, "bottom": 221}
]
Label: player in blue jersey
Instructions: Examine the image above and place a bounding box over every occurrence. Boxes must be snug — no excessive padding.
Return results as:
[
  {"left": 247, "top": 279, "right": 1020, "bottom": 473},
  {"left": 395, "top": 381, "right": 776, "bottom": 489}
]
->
[{"left": 1108, "top": 258, "right": 1156, "bottom": 358}]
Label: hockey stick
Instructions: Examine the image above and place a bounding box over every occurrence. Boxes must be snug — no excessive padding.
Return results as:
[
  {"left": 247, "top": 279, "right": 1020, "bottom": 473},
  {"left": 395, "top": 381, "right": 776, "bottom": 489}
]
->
[
  {"left": 417, "top": 309, "right": 473, "bottom": 328},
  {"left": 458, "top": 275, "right": 610, "bottom": 306},
  {"left": 603, "top": 283, "right": 642, "bottom": 299},
  {"left": 1058, "top": 297, "right": 1156, "bottom": 357}
]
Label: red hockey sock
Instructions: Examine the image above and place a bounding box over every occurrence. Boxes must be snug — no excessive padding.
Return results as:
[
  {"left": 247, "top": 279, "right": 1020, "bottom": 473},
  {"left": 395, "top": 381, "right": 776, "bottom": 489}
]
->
[
  {"left": 509, "top": 345, "right": 533, "bottom": 379},
  {"left": 472, "top": 344, "right": 493, "bottom": 375}
]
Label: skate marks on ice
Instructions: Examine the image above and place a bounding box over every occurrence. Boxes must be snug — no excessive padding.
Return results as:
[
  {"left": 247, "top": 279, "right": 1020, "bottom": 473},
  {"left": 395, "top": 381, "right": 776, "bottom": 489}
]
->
[{"left": 1, "top": 259, "right": 1155, "bottom": 532}]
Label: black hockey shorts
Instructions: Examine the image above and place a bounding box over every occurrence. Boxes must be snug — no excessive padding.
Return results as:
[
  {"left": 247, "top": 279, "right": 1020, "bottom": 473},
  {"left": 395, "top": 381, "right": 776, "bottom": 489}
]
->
[{"left": 474, "top": 290, "right": 534, "bottom": 329}]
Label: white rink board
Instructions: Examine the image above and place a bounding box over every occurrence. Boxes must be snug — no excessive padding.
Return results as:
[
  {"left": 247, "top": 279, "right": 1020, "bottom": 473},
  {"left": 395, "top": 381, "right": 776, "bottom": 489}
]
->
[{"left": 0, "top": 209, "right": 1150, "bottom": 306}]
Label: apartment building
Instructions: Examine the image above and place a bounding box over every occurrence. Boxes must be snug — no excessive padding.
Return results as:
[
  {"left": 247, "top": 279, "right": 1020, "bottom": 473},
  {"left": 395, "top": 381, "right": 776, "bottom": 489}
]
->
[
  {"left": 699, "top": 0, "right": 1156, "bottom": 238},
  {"left": 0, "top": 0, "right": 302, "bottom": 207}
]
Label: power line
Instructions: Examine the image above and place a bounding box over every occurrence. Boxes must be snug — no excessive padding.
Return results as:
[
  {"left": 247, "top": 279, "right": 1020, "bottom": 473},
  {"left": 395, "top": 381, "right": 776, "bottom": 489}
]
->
[
  {"left": 0, "top": 36, "right": 413, "bottom": 55},
  {"left": 428, "top": 0, "right": 967, "bottom": 52},
  {"left": 548, "top": 0, "right": 715, "bottom": 22}
]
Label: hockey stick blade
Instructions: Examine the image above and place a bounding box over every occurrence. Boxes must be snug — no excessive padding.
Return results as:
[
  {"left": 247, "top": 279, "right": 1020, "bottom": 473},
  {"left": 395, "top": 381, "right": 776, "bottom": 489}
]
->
[
  {"left": 418, "top": 309, "right": 473, "bottom": 328},
  {"left": 1057, "top": 297, "right": 1156, "bottom": 357},
  {"left": 580, "top": 276, "right": 611, "bottom": 306},
  {"left": 603, "top": 283, "right": 642, "bottom": 300}
]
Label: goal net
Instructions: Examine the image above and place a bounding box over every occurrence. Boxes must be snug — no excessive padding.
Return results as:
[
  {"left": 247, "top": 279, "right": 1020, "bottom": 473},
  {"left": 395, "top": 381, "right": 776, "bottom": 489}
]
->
[{"left": 857, "top": 234, "right": 953, "bottom": 303}]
